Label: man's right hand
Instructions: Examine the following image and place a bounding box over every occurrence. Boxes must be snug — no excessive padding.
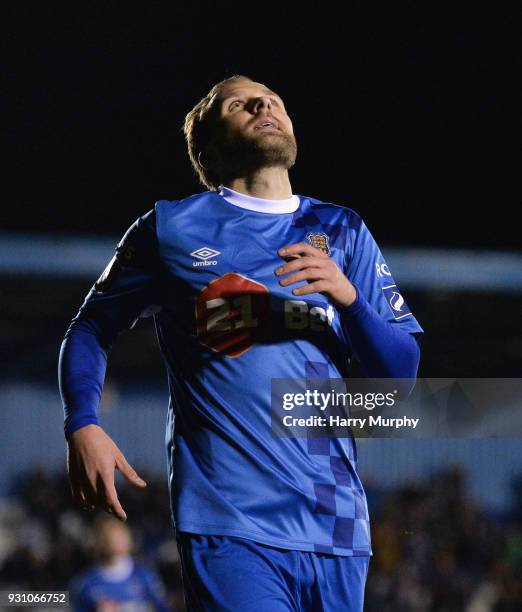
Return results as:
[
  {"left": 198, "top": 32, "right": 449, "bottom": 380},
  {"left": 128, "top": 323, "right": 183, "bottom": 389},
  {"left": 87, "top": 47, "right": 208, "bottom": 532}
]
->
[{"left": 67, "top": 424, "right": 147, "bottom": 521}]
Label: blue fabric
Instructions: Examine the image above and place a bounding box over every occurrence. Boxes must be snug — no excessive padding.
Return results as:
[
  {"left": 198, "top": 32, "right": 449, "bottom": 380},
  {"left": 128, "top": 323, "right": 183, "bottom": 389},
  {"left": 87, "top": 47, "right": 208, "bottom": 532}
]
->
[
  {"left": 59, "top": 210, "right": 163, "bottom": 438},
  {"left": 59, "top": 323, "right": 106, "bottom": 434},
  {"left": 59, "top": 190, "right": 423, "bottom": 556},
  {"left": 69, "top": 562, "right": 170, "bottom": 612},
  {"left": 340, "top": 287, "right": 421, "bottom": 395},
  {"left": 178, "top": 533, "right": 370, "bottom": 612}
]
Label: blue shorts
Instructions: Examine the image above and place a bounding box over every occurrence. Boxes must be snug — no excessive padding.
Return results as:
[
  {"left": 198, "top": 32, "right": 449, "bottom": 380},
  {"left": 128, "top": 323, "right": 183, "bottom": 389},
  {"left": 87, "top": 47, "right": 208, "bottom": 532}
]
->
[{"left": 177, "top": 533, "right": 370, "bottom": 612}]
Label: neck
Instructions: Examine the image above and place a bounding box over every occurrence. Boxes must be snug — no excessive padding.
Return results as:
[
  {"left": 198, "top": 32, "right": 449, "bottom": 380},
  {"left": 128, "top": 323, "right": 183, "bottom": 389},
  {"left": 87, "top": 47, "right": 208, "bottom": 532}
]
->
[
  {"left": 223, "top": 167, "right": 292, "bottom": 200},
  {"left": 98, "top": 555, "right": 134, "bottom": 582},
  {"left": 101, "top": 554, "right": 130, "bottom": 569}
]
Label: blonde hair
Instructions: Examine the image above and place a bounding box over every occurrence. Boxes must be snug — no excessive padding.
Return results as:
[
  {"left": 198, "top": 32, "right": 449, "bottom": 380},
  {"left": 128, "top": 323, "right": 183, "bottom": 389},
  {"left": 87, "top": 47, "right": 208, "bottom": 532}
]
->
[{"left": 183, "top": 75, "right": 254, "bottom": 190}]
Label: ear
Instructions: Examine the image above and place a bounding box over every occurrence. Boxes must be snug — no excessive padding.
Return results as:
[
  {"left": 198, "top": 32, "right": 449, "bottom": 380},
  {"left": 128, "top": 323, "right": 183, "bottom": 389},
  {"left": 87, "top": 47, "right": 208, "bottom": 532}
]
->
[
  {"left": 198, "top": 144, "right": 219, "bottom": 170},
  {"left": 197, "top": 151, "right": 207, "bottom": 170}
]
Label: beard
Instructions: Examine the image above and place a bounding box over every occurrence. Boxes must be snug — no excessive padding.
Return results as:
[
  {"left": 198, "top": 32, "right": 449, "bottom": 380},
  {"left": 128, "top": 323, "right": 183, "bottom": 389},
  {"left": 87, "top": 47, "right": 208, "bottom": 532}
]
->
[{"left": 215, "top": 129, "right": 298, "bottom": 179}]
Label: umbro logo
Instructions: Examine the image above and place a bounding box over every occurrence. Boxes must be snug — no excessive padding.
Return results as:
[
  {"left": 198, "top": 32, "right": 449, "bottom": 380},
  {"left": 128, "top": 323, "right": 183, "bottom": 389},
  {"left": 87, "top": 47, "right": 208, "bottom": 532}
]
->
[{"left": 190, "top": 246, "right": 220, "bottom": 267}]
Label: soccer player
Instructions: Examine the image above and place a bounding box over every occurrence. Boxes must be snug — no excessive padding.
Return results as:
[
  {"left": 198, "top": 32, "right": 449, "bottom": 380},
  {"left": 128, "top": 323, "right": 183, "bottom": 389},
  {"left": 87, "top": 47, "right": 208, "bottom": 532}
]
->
[
  {"left": 69, "top": 516, "right": 170, "bottom": 611},
  {"left": 59, "top": 75, "right": 423, "bottom": 611}
]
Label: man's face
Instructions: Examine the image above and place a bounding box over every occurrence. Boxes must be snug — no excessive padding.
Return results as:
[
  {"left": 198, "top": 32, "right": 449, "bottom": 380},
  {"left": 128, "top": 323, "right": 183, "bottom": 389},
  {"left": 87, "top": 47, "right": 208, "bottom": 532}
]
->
[
  {"left": 208, "top": 80, "right": 297, "bottom": 177},
  {"left": 95, "top": 521, "right": 132, "bottom": 560}
]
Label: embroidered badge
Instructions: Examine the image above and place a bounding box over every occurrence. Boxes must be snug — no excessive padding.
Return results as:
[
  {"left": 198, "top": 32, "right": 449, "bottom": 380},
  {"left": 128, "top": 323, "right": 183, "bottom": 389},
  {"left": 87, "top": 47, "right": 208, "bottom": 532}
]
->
[{"left": 306, "top": 232, "right": 331, "bottom": 256}]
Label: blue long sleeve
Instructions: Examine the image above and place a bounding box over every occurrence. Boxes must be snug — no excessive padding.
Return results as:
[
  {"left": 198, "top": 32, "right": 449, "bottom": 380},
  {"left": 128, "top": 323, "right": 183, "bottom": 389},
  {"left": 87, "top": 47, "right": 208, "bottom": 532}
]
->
[
  {"left": 339, "top": 286, "right": 420, "bottom": 396},
  {"left": 58, "top": 210, "right": 163, "bottom": 439},
  {"left": 59, "top": 319, "right": 108, "bottom": 436}
]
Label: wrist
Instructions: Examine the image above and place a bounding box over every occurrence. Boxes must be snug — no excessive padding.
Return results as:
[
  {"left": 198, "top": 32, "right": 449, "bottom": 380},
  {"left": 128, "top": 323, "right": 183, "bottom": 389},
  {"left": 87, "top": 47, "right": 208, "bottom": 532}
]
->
[
  {"left": 65, "top": 417, "right": 100, "bottom": 441},
  {"left": 337, "top": 284, "right": 360, "bottom": 311}
]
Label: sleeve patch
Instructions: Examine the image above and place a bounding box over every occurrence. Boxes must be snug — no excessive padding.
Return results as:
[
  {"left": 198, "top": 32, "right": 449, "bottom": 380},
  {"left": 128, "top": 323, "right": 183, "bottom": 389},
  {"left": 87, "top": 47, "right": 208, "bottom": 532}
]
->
[
  {"left": 382, "top": 284, "right": 412, "bottom": 320},
  {"left": 94, "top": 244, "right": 138, "bottom": 293}
]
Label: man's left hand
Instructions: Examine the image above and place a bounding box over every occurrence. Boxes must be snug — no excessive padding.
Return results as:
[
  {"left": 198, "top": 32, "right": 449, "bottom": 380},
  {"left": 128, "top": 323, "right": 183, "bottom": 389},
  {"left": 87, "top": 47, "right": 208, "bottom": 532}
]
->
[{"left": 275, "top": 242, "right": 356, "bottom": 308}]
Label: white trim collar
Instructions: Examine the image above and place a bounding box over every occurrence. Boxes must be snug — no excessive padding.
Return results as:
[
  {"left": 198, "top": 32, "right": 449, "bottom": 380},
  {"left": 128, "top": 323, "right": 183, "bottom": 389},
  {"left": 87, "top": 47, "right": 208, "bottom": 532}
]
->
[
  {"left": 218, "top": 185, "right": 299, "bottom": 214},
  {"left": 98, "top": 556, "right": 134, "bottom": 582}
]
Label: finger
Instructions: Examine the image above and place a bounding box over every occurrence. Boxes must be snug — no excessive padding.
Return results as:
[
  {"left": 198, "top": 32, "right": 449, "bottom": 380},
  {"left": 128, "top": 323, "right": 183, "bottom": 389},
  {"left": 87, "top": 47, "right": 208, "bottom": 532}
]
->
[
  {"left": 279, "top": 268, "right": 325, "bottom": 287},
  {"left": 81, "top": 470, "right": 111, "bottom": 512},
  {"left": 99, "top": 476, "right": 128, "bottom": 522},
  {"left": 278, "top": 242, "right": 329, "bottom": 259},
  {"left": 71, "top": 486, "right": 92, "bottom": 511},
  {"left": 68, "top": 457, "right": 99, "bottom": 511},
  {"left": 275, "top": 256, "right": 327, "bottom": 276},
  {"left": 83, "top": 486, "right": 103, "bottom": 510},
  {"left": 292, "top": 280, "right": 330, "bottom": 296},
  {"left": 77, "top": 487, "right": 99, "bottom": 512},
  {"left": 115, "top": 453, "right": 147, "bottom": 488},
  {"left": 106, "top": 497, "right": 127, "bottom": 522},
  {"left": 279, "top": 241, "right": 315, "bottom": 256},
  {"left": 81, "top": 502, "right": 96, "bottom": 512},
  {"left": 69, "top": 471, "right": 96, "bottom": 510}
]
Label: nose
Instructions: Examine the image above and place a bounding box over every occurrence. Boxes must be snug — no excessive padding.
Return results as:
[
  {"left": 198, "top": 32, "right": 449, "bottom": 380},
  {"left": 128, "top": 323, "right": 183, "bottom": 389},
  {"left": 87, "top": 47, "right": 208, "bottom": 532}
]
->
[{"left": 251, "top": 96, "right": 272, "bottom": 114}]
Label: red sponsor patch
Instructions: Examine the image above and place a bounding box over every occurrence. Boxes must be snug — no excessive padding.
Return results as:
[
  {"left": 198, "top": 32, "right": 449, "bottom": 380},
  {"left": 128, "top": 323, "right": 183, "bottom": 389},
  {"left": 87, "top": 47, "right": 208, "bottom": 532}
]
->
[{"left": 195, "top": 273, "right": 271, "bottom": 357}]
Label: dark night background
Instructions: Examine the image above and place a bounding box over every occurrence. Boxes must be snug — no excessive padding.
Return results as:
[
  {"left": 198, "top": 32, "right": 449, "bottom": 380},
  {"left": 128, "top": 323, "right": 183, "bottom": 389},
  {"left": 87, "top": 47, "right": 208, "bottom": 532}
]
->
[
  {"left": 2, "top": 3, "right": 520, "bottom": 384},
  {"left": 2, "top": 3, "right": 518, "bottom": 249}
]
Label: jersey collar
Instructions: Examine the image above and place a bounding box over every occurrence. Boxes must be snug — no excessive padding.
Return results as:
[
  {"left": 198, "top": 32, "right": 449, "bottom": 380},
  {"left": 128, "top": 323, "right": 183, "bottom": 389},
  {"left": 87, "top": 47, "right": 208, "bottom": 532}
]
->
[{"left": 218, "top": 185, "right": 300, "bottom": 214}]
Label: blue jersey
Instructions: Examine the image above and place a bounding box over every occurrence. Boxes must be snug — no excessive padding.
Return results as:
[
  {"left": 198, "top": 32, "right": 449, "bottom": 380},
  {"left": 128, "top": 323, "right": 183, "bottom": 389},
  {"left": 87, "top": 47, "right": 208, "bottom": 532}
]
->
[
  {"left": 63, "top": 190, "right": 423, "bottom": 557},
  {"left": 69, "top": 561, "right": 169, "bottom": 612}
]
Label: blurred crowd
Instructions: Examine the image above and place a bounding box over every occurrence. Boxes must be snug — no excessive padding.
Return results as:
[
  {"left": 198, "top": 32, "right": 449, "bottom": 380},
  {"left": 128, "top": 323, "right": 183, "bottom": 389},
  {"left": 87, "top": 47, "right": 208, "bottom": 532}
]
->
[
  {"left": 365, "top": 467, "right": 522, "bottom": 611},
  {"left": 0, "top": 466, "right": 185, "bottom": 610},
  {"left": 0, "top": 464, "right": 521, "bottom": 611}
]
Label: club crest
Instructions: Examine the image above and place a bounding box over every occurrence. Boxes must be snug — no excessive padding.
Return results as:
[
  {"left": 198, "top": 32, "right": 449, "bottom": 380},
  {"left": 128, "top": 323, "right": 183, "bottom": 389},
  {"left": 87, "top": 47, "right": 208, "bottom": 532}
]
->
[{"left": 306, "top": 232, "right": 331, "bottom": 256}]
